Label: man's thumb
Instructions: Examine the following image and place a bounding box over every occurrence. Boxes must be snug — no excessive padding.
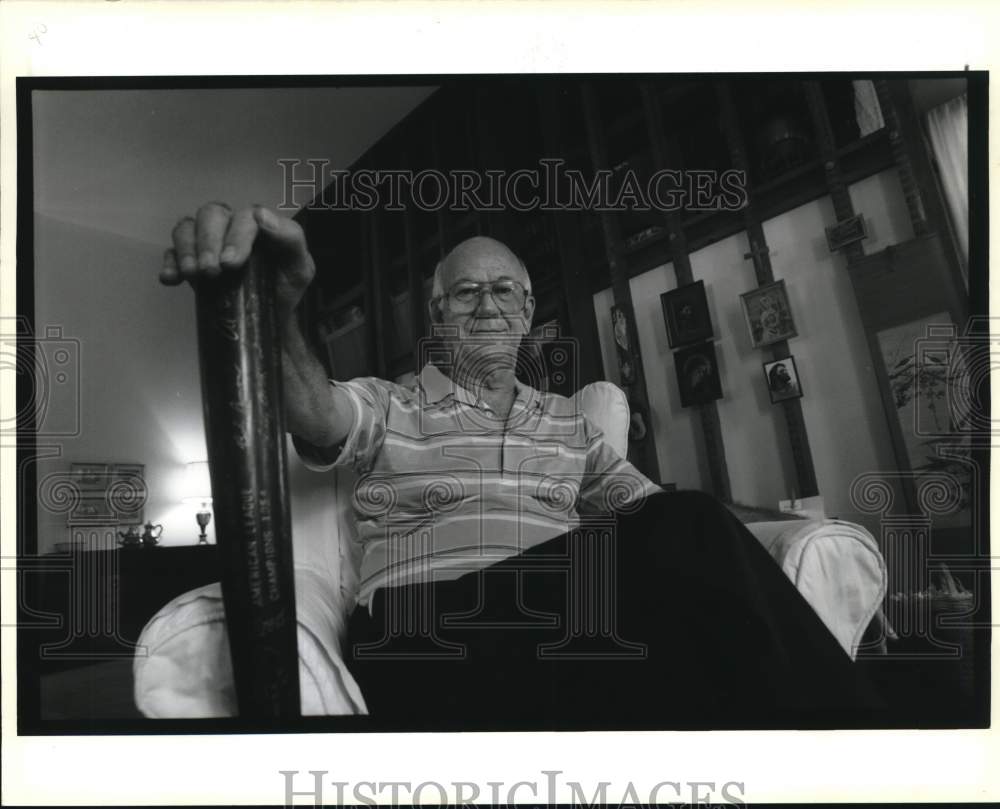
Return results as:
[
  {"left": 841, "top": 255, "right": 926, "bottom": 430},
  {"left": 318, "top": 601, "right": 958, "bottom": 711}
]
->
[{"left": 253, "top": 206, "right": 309, "bottom": 257}]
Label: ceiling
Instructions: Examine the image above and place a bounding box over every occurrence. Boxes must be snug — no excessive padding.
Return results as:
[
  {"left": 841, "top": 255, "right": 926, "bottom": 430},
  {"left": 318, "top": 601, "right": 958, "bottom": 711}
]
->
[{"left": 32, "top": 85, "right": 437, "bottom": 246}]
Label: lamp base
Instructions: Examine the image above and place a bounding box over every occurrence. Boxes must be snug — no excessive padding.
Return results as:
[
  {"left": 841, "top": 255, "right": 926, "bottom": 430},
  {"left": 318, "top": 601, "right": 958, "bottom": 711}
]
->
[{"left": 196, "top": 509, "right": 212, "bottom": 545}]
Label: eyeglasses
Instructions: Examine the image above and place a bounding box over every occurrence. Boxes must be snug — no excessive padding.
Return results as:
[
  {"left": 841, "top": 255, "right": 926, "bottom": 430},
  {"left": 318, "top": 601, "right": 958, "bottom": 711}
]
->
[{"left": 440, "top": 280, "right": 529, "bottom": 314}]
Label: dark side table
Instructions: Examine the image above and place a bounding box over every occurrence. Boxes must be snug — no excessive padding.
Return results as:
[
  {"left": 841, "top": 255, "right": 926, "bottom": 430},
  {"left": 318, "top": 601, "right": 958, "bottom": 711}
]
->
[{"left": 20, "top": 545, "right": 221, "bottom": 675}]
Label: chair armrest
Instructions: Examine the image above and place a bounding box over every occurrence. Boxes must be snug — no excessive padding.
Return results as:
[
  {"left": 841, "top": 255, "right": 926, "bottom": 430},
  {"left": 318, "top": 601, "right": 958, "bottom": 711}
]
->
[
  {"left": 133, "top": 571, "right": 367, "bottom": 718},
  {"left": 577, "top": 381, "right": 630, "bottom": 458},
  {"left": 745, "top": 519, "right": 887, "bottom": 660},
  {"left": 292, "top": 565, "right": 367, "bottom": 715},
  {"left": 132, "top": 584, "right": 235, "bottom": 718}
]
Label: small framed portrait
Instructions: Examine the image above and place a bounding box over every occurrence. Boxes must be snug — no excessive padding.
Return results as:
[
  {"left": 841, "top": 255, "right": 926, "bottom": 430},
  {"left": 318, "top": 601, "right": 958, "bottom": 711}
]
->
[
  {"left": 763, "top": 356, "right": 804, "bottom": 403},
  {"left": 825, "top": 214, "right": 868, "bottom": 252},
  {"left": 673, "top": 341, "right": 723, "bottom": 408},
  {"left": 67, "top": 462, "right": 146, "bottom": 523},
  {"left": 610, "top": 304, "right": 637, "bottom": 384},
  {"left": 661, "top": 280, "right": 713, "bottom": 348},
  {"left": 69, "top": 462, "right": 111, "bottom": 491},
  {"left": 740, "top": 279, "right": 798, "bottom": 348}
]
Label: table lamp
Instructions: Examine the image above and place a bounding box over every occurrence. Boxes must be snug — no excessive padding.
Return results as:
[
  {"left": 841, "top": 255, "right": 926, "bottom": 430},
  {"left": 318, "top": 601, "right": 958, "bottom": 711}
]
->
[{"left": 183, "top": 460, "right": 213, "bottom": 545}]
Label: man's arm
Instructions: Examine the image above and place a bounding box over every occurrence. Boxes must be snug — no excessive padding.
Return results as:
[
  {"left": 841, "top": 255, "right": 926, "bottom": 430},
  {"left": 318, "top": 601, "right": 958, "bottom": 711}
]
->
[
  {"left": 578, "top": 417, "right": 662, "bottom": 514},
  {"left": 279, "top": 312, "right": 353, "bottom": 451},
  {"left": 161, "top": 202, "right": 352, "bottom": 451}
]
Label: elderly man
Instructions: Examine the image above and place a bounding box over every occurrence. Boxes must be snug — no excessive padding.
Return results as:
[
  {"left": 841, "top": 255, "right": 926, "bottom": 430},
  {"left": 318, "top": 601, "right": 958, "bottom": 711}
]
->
[{"left": 162, "top": 203, "right": 880, "bottom": 726}]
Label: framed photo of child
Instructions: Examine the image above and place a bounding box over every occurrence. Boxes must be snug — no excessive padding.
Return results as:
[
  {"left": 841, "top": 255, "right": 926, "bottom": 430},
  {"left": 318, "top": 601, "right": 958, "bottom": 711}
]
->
[{"left": 740, "top": 279, "right": 798, "bottom": 348}]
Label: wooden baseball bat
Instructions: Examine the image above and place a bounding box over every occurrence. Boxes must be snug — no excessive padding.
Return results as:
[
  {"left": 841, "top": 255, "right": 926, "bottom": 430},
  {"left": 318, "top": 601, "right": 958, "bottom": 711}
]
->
[{"left": 194, "top": 254, "right": 300, "bottom": 718}]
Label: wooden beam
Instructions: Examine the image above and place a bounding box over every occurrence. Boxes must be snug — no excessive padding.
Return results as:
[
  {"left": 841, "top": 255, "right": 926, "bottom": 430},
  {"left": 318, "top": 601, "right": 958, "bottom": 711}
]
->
[
  {"left": 716, "top": 80, "right": 820, "bottom": 499},
  {"left": 802, "top": 83, "right": 867, "bottom": 263},
  {"left": 426, "top": 112, "right": 451, "bottom": 259},
  {"left": 582, "top": 130, "right": 893, "bottom": 288},
  {"left": 639, "top": 82, "right": 733, "bottom": 502},
  {"left": 473, "top": 86, "right": 511, "bottom": 244},
  {"left": 874, "top": 80, "right": 970, "bottom": 318},
  {"left": 802, "top": 80, "right": 923, "bottom": 513},
  {"left": 580, "top": 81, "right": 662, "bottom": 483},
  {"left": 536, "top": 84, "right": 605, "bottom": 389},
  {"left": 803, "top": 80, "right": 973, "bottom": 515}
]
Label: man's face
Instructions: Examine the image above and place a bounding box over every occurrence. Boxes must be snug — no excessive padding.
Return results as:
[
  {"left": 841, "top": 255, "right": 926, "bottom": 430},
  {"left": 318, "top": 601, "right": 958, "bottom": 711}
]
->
[{"left": 431, "top": 240, "right": 535, "bottom": 370}]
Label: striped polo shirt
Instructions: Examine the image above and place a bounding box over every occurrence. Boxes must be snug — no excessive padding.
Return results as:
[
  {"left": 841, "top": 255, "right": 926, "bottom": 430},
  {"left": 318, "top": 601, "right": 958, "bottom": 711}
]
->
[{"left": 297, "top": 363, "right": 659, "bottom": 606}]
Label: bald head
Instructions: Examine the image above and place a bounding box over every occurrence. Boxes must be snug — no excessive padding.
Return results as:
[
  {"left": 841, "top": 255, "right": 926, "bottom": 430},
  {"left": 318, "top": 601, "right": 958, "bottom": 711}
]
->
[{"left": 432, "top": 236, "right": 532, "bottom": 298}]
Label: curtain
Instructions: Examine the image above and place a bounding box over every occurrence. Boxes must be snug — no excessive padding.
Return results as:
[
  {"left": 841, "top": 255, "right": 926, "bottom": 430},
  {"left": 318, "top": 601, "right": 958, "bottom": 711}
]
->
[{"left": 925, "top": 93, "right": 969, "bottom": 274}]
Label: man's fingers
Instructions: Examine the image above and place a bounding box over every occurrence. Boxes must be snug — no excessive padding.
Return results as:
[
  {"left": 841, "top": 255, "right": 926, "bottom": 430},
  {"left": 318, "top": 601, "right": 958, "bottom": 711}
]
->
[
  {"left": 253, "top": 206, "right": 315, "bottom": 286},
  {"left": 171, "top": 217, "right": 198, "bottom": 280},
  {"left": 195, "top": 202, "right": 232, "bottom": 277},
  {"left": 160, "top": 248, "right": 184, "bottom": 286},
  {"left": 220, "top": 207, "right": 258, "bottom": 269},
  {"left": 165, "top": 204, "right": 314, "bottom": 308}
]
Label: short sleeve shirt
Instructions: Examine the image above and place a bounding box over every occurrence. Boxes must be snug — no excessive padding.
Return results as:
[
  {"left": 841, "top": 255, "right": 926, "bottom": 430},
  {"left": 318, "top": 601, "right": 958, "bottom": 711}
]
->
[{"left": 296, "top": 363, "right": 660, "bottom": 605}]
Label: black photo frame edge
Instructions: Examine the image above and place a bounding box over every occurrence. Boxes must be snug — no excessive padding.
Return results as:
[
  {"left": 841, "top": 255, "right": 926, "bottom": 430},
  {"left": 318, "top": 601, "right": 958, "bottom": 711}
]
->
[
  {"left": 762, "top": 355, "right": 804, "bottom": 404},
  {"left": 660, "top": 280, "right": 714, "bottom": 349}
]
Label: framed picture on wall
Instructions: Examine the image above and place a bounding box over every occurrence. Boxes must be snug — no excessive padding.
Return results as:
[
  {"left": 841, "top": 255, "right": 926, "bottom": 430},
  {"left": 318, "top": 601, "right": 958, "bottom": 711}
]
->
[
  {"left": 67, "top": 462, "right": 146, "bottom": 525},
  {"left": 740, "top": 279, "right": 798, "bottom": 348},
  {"left": 660, "top": 280, "right": 713, "bottom": 348},
  {"left": 69, "top": 462, "right": 111, "bottom": 491},
  {"left": 673, "top": 341, "right": 723, "bottom": 407},
  {"left": 610, "top": 304, "right": 637, "bottom": 385},
  {"left": 825, "top": 214, "right": 868, "bottom": 252},
  {"left": 763, "top": 356, "right": 804, "bottom": 403}
]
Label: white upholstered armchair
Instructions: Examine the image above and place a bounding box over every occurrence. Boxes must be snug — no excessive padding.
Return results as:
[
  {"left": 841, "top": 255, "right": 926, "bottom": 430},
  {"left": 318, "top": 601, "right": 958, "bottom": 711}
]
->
[{"left": 133, "top": 381, "right": 886, "bottom": 717}]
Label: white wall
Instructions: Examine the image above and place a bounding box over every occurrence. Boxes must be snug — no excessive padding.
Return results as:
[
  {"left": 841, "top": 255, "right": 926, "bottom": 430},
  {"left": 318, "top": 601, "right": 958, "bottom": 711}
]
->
[
  {"left": 33, "top": 87, "right": 437, "bottom": 246},
  {"left": 34, "top": 215, "right": 212, "bottom": 550},
  {"left": 33, "top": 214, "right": 339, "bottom": 553},
  {"left": 29, "top": 86, "right": 433, "bottom": 554},
  {"left": 593, "top": 169, "right": 915, "bottom": 531}
]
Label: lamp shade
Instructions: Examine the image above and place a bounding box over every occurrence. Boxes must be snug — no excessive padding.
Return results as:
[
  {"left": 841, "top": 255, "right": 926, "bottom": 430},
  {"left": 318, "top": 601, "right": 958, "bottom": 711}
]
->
[{"left": 183, "top": 460, "right": 213, "bottom": 505}]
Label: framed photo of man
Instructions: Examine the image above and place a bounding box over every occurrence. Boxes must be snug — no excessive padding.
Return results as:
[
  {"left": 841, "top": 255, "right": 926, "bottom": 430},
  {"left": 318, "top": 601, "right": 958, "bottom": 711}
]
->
[{"left": 763, "top": 356, "right": 804, "bottom": 403}]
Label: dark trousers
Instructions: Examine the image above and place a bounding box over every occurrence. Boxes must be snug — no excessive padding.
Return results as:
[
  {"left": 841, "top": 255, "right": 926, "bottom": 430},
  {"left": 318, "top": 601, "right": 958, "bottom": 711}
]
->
[{"left": 345, "top": 490, "right": 885, "bottom": 729}]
